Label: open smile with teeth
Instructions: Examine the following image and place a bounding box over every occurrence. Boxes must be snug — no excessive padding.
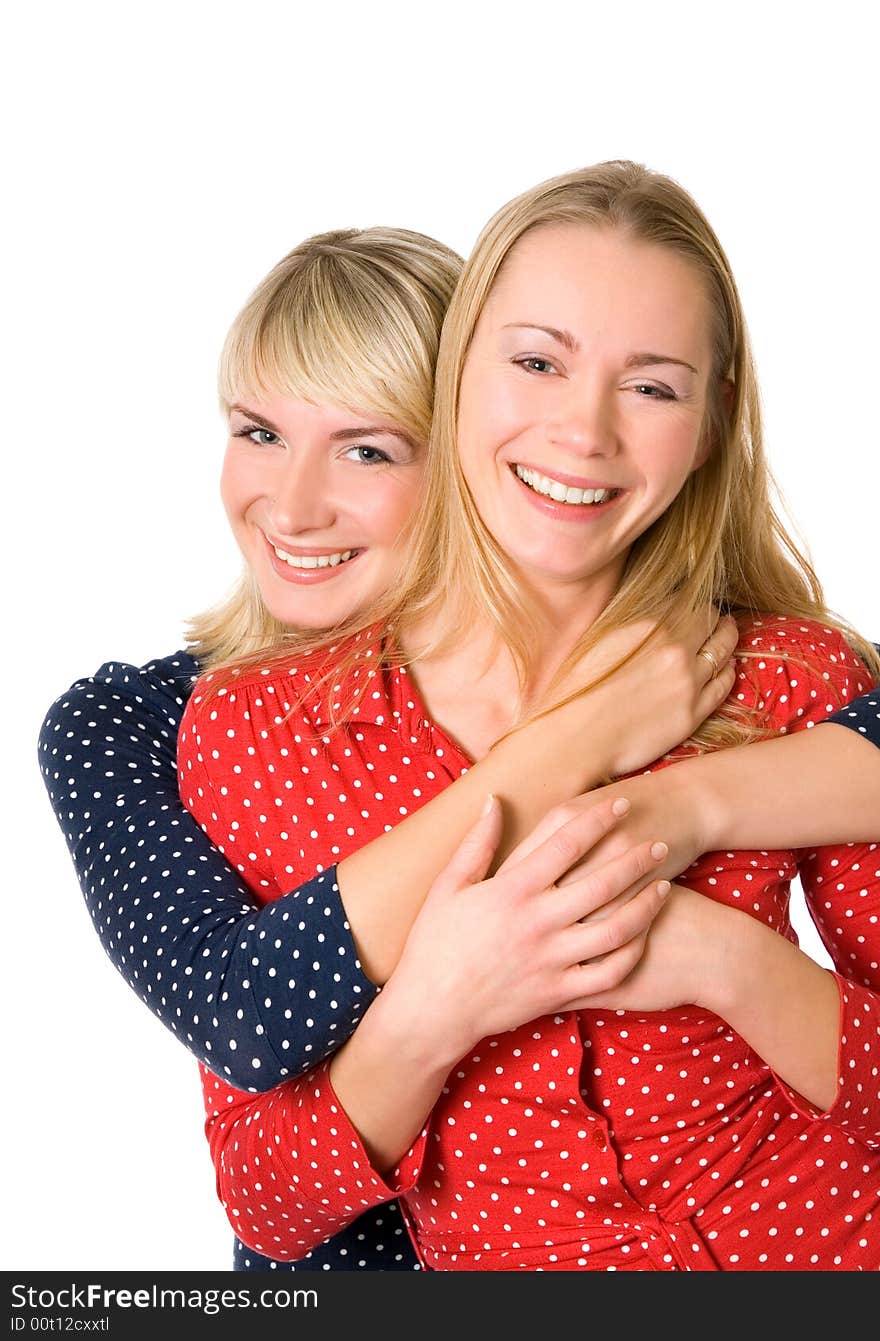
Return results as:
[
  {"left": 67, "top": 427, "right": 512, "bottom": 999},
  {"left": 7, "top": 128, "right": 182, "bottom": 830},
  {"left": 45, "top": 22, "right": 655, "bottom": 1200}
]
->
[
  {"left": 513, "top": 465, "right": 619, "bottom": 506},
  {"left": 272, "top": 544, "right": 358, "bottom": 569}
]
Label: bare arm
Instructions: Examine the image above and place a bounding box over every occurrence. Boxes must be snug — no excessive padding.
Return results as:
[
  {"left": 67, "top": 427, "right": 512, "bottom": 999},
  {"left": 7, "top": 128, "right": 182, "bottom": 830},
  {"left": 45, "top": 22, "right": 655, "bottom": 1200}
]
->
[
  {"left": 695, "top": 722, "right": 880, "bottom": 854},
  {"left": 509, "top": 716, "right": 880, "bottom": 899},
  {"left": 330, "top": 798, "right": 671, "bottom": 1173},
  {"left": 339, "top": 613, "right": 738, "bottom": 982},
  {"left": 708, "top": 900, "right": 840, "bottom": 1110}
]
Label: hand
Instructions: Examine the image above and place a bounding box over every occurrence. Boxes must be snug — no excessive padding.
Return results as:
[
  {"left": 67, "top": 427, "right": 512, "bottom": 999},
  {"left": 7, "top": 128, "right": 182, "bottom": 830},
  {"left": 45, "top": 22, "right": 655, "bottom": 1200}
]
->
[
  {"left": 575, "top": 881, "right": 733, "bottom": 1015},
  {"left": 383, "top": 794, "right": 671, "bottom": 1064},
  {"left": 548, "top": 606, "right": 740, "bottom": 779},
  {"left": 504, "top": 763, "right": 713, "bottom": 896}
]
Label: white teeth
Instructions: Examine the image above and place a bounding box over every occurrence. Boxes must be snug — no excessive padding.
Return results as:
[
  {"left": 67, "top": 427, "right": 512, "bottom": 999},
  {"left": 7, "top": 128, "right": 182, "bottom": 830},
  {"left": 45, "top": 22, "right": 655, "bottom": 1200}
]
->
[
  {"left": 513, "top": 465, "right": 613, "bottom": 506},
  {"left": 273, "top": 546, "right": 354, "bottom": 569}
]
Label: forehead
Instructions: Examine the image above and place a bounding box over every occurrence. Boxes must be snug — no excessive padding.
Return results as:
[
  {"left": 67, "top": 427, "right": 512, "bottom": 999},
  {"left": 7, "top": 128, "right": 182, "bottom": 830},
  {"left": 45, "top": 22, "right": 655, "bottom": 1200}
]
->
[{"left": 483, "top": 224, "right": 711, "bottom": 355}]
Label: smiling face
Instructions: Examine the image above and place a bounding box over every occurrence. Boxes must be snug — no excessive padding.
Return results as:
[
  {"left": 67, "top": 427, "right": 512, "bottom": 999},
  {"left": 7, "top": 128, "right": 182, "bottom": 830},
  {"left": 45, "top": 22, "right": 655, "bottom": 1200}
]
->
[
  {"left": 456, "top": 224, "right": 714, "bottom": 615},
  {"left": 221, "top": 392, "right": 423, "bottom": 630}
]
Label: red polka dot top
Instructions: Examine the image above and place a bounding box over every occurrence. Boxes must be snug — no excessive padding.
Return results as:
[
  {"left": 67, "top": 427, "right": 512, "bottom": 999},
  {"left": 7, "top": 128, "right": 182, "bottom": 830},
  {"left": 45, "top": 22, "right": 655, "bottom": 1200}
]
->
[{"left": 178, "top": 617, "right": 880, "bottom": 1271}]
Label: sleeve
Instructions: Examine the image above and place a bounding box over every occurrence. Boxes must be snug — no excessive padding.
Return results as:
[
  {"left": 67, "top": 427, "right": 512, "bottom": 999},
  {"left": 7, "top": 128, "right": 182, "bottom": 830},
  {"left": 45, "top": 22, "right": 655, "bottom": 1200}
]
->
[
  {"left": 177, "top": 673, "right": 430, "bottom": 1263},
  {"left": 37, "top": 652, "right": 379, "bottom": 1091},
  {"left": 823, "top": 687, "right": 880, "bottom": 749},
  {"left": 796, "top": 838, "right": 880, "bottom": 1147},
  {"left": 738, "top": 623, "right": 880, "bottom": 1147},
  {"left": 200, "top": 1059, "right": 429, "bottom": 1262}
]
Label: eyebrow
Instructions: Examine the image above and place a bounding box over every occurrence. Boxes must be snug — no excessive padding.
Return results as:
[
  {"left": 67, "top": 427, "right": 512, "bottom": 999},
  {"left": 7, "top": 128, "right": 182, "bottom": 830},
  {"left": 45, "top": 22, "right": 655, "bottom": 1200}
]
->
[
  {"left": 624, "top": 351, "right": 700, "bottom": 376},
  {"left": 229, "top": 404, "right": 411, "bottom": 442},
  {"left": 501, "top": 326, "right": 699, "bottom": 375},
  {"left": 328, "top": 426, "right": 410, "bottom": 443},
  {"left": 503, "top": 323, "right": 579, "bottom": 352},
  {"left": 229, "top": 405, "right": 280, "bottom": 431}
]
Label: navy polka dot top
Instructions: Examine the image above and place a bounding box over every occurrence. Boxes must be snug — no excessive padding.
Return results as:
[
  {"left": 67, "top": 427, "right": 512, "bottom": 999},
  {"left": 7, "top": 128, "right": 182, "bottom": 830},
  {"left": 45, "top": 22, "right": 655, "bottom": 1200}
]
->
[
  {"left": 37, "top": 650, "right": 420, "bottom": 1272},
  {"left": 826, "top": 686, "right": 880, "bottom": 740},
  {"left": 37, "top": 648, "right": 880, "bottom": 1272}
]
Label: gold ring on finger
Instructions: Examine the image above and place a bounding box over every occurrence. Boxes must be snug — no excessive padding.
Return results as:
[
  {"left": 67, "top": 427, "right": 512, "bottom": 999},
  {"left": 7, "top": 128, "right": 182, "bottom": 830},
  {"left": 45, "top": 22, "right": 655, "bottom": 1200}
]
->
[{"left": 698, "top": 646, "right": 720, "bottom": 679}]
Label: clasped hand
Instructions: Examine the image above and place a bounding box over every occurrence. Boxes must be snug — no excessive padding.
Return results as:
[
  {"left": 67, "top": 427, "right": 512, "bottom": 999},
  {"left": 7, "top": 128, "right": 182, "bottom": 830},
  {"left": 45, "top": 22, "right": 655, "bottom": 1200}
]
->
[{"left": 385, "top": 794, "right": 674, "bottom": 1062}]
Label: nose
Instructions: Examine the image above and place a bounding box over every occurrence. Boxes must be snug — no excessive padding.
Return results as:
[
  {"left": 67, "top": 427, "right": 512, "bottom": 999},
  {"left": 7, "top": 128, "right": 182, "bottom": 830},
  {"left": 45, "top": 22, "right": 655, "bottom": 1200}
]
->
[
  {"left": 268, "top": 450, "right": 338, "bottom": 537},
  {"left": 545, "top": 379, "right": 619, "bottom": 458}
]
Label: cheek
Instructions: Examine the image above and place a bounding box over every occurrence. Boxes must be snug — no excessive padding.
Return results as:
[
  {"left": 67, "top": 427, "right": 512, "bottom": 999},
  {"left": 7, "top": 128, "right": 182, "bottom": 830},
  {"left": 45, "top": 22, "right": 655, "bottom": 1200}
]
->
[
  {"left": 356, "top": 471, "right": 423, "bottom": 544},
  {"left": 458, "top": 377, "right": 521, "bottom": 495},
  {"left": 220, "top": 449, "right": 277, "bottom": 522},
  {"left": 646, "top": 415, "right": 707, "bottom": 490}
]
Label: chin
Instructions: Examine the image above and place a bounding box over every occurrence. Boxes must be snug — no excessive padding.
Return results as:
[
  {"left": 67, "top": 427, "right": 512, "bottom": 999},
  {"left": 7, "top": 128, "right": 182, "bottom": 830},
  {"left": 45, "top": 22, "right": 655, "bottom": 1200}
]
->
[{"left": 267, "top": 604, "right": 347, "bottom": 633}]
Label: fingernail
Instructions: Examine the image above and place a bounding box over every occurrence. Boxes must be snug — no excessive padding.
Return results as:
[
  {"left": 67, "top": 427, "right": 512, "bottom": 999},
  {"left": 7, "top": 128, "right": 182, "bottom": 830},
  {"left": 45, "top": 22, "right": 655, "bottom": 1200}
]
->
[
  {"left": 482, "top": 793, "right": 495, "bottom": 817},
  {"left": 651, "top": 841, "right": 668, "bottom": 861},
  {"left": 657, "top": 880, "right": 671, "bottom": 897},
  {"left": 612, "top": 797, "right": 630, "bottom": 816}
]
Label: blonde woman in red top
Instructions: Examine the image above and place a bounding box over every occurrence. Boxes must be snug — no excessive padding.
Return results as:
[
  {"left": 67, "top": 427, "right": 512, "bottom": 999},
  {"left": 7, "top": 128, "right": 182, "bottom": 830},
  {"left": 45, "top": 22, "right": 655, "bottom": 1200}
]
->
[{"left": 180, "top": 162, "right": 880, "bottom": 1270}]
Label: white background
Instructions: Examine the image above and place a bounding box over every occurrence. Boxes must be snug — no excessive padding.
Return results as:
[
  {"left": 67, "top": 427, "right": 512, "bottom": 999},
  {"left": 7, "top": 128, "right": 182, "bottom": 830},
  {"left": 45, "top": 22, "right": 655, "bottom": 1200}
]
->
[{"left": 5, "top": 0, "right": 878, "bottom": 1271}]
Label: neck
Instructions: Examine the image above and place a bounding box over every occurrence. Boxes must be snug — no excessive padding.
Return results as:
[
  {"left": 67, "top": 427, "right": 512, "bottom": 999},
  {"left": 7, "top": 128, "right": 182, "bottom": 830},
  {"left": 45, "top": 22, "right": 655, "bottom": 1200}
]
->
[
  {"left": 506, "top": 564, "right": 626, "bottom": 706},
  {"left": 401, "top": 566, "right": 622, "bottom": 729}
]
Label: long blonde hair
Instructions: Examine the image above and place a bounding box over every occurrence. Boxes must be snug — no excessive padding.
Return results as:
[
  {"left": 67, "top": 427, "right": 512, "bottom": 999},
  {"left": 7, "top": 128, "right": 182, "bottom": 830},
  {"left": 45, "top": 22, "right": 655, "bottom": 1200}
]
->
[
  {"left": 185, "top": 226, "right": 463, "bottom": 670},
  {"left": 361, "top": 160, "right": 878, "bottom": 748}
]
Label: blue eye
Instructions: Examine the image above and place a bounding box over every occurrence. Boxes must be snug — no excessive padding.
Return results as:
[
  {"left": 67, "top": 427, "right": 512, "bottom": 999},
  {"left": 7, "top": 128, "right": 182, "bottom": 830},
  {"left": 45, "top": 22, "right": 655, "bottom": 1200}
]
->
[
  {"left": 232, "top": 425, "right": 282, "bottom": 445},
  {"left": 515, "top": 357, "right": 557, "bottom": 375},
  {"left": 346, "top": 445, "right": 391, "bottom": 464}
]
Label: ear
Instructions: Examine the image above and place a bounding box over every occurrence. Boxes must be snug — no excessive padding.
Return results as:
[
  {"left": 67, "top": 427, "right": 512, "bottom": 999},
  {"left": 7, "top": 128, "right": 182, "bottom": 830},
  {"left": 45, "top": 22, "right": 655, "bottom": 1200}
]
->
[{"left": 694, "top": 377, "right": 735, "bottom": 470}]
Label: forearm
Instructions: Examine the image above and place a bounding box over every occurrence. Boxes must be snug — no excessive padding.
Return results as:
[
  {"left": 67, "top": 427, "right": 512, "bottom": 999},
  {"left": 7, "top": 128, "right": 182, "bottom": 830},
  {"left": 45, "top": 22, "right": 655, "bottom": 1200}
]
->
[
  {"left": 202, "top": 1059, "right": 414, "bottom": 1262},
  {"left": 327, "top": 985, "right": 465, "bottom": 1176},
  {"left": 75, "top": 794, "right": 375, "bottom": 1088},
  {"left": 41, "top": 662, "right": 376, "bottom": 1090},
  {"left": 202, "top": 1002, "right": 442, "bottom": 1260},
  {"left": 333, "top": 793, "right": 676, "bottom": 1174},
  {"left": 688, "top": 724, "right": 880, "bottom": 854},
  {"left": 338, "top": 704, "right": 614, "bottom": 983},
  {"left": 703, "top": 905, "right": 840, "bottom": 1112}
]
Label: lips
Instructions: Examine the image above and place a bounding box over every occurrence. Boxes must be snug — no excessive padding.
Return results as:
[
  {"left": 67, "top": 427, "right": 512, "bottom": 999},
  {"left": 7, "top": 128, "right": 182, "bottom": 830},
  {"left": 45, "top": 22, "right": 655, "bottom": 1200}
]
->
[
  {"left": 513, "top": 463, "right": 620, "bottom": 506},
  {"left": 271, "top": 543, "right": 357, "bottom": 570},
  {"left": 508, "top": 463, "right": 624, "bottom": 523},
  {"left": 262, "top": 532, "right": 363, "bottom": 583}
]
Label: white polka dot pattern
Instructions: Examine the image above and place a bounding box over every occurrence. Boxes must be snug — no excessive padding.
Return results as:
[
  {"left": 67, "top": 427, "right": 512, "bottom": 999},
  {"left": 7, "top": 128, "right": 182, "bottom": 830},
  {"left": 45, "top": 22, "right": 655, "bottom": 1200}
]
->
[
  {"left": 180, "top": 619, "right": 880, "bottom": 1270},
  {"left": 37, "top": 650, "right": 420, "bottom": 1271},
  {"left": 826, "top": 684, "right": 880, "bottom": 741},
  {"left": 37, "top": 652, "right": 378, "bottom": 1085}
]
